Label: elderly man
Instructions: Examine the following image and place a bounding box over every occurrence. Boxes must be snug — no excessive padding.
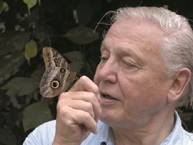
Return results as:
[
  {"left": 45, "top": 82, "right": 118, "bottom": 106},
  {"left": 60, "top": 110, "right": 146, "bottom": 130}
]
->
[{"left": 24, "top": 7, "right": 193, "bottom": 145}]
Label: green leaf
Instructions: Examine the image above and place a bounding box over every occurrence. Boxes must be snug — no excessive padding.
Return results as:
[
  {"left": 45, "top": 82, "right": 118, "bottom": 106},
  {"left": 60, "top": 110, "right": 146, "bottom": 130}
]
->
[
  {"left": 0, "top": 127, "right": 17, "bottom": 145},
  {"left": 11, "top": 32, "right": 30, "bottom": 51},
  {"left": 70, "top": 61, "right": 84, "bottom": 73},
  {"left": 23, "top": 0, "right": 37, "bottom": 14},
  {"left": 0, "top": 52, "right": 25, "bottom": 77},
  {"left": 2, "top": 77, "right": 39, "bottom": 96},
  {"left": 31, "top": 64, "right": 45, "bottom": 82},
  {"left": 24, "top": 39, "right": 38, "bottom": 65},
  {"left": 64, "top": 51, "right": 85, "bottom": 72},
  {"left": 23, "top": 102, "right": 52, "bottom": 131},
  {"left": 0, "top": 32, "right": 30, "bottom": 56},
  {"left": 64, "top": 51, "right": 84, "bottom": 62},
  {"left": 2, "top": 2, "right": 9, "bottom": 12},
  {"left": 64, "top": 26, "right": 99, "bottom": 45}
]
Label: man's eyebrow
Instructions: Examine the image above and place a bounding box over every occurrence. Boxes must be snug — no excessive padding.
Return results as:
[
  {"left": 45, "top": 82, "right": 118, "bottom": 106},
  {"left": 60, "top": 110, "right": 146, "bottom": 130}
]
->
[
  {"left": 100, "top": 40, "right": 109, "bottom": 51},
  {"left": 119, "top": 47, "right": 137, "bottom": 56}
]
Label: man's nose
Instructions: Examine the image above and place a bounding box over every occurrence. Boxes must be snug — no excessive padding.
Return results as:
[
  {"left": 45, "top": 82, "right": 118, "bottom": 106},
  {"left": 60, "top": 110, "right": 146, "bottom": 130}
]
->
[{"left": 98, "top": 59, "right": 118, "bottom": 83}]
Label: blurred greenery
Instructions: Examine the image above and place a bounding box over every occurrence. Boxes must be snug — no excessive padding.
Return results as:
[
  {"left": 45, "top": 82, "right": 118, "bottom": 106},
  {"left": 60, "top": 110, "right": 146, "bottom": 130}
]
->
[{"left": 0, "top": 0, "right": 193, "bottom": 144}]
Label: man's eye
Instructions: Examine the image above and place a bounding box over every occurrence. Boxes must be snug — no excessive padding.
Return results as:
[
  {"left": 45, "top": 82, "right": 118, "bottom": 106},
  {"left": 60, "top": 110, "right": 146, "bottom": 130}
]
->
[
  {"left": 122, "top": 59, "right": 135, "bottom": 68},
  {"left": 100, "top": 56, "right": 108, "bottom": 61}
]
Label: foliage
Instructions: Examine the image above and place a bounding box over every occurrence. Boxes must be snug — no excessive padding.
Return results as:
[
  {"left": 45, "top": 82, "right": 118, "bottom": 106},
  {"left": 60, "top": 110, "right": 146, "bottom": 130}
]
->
[
  {"left": 0, "top": 0, "right": 193, "bottom": 145},
  {"left": 0, "top": 0, "right": 102, "bottom": 144}
]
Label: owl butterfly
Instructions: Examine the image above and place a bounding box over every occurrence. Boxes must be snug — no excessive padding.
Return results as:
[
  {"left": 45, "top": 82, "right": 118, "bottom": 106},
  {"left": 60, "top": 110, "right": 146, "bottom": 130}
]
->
[{"left": 39, "top": 47, "right": 77, "bottom": 98}]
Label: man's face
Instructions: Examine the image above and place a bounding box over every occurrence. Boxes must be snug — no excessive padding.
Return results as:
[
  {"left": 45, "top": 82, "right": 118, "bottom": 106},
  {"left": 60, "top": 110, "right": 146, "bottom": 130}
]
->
[{"left": 94, "top": 19, "right": 173, "bottom": 128}]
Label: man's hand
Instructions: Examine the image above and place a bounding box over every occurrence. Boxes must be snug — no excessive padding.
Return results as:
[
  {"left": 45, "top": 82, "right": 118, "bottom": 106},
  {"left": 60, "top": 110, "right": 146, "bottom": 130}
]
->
[{"left": 53, "top": 76, "right": 101, "bottom": 145}]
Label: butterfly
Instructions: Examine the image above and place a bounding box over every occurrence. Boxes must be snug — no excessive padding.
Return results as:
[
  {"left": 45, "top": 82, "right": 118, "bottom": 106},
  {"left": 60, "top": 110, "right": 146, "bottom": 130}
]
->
[{"left": 39, "top": 47, "right": 77, "bottom": 98}]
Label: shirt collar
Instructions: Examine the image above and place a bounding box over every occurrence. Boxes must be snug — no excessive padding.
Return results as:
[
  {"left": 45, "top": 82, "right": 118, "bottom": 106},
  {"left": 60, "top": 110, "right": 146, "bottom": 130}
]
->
[
  {"left": 160, "top": 111, "right": 183, "bottom": 144},
  {"left": 99, "top": 121, "right": 114, "bottom": 145}
]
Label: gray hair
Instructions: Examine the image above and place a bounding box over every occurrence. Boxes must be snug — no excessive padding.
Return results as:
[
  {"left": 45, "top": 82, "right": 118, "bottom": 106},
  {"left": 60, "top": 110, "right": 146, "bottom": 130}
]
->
[{"left": 108, "top": 7, "right": 193, "bottom": 107}]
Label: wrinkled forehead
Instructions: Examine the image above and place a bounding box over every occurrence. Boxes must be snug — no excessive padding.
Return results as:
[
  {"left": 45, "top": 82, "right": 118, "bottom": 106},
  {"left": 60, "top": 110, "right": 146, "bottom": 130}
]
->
[
  {"left": 108, "top": 18, "right": 163, "bottom": 39},
  {"left": 104, "top": 19, "right": 164, "bottom": 53}
]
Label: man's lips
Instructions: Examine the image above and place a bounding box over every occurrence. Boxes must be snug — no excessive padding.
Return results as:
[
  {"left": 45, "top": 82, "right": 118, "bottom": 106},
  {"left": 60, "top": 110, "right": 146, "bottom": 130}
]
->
[{"left": 100, "top": 93, "right": 117, "bottom": 100}]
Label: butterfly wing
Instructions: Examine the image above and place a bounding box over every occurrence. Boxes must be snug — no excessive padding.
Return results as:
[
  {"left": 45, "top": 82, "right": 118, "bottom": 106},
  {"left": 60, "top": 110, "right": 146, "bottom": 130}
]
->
[{"left": 39, "top": 47, "right": 77, "bottom": 98}]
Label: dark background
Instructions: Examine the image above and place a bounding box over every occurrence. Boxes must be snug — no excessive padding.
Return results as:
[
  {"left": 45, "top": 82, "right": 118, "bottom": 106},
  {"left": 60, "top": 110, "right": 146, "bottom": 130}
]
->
[{"left": 0, "top": 0, "right": 193, "bottom": 145}]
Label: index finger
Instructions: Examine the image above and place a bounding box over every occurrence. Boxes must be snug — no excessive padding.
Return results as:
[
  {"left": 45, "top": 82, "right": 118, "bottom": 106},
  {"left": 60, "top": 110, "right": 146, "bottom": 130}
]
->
[{"left": 69, "top": 76, "right": 99, "bottom": 96}]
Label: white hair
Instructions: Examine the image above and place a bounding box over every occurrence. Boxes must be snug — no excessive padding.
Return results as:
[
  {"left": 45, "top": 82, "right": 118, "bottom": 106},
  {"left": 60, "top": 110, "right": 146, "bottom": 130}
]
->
[{"left": 108, "top": 7, "right": 193, "bottom": 107}]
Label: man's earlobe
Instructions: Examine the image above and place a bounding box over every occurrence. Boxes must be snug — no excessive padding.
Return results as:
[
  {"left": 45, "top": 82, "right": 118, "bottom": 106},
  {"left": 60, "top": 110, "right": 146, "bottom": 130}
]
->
[{"left": 168, "top": 68, "right": 191, "bottom": 103}]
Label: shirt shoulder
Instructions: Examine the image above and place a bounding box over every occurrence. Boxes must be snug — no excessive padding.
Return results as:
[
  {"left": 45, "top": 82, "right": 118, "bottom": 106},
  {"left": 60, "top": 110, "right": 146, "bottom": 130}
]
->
[
  {"left": 23, "top": 120, "right": 109, "bottom": 145},
  {"left": 161, "top": 111, "right": 193, "bottom": 145},
  {"left": 183, "top": 131, "right": 193, "bottom": 145},
  {"left": 23, "top": 120, "right": 56, "bottom": 145}
]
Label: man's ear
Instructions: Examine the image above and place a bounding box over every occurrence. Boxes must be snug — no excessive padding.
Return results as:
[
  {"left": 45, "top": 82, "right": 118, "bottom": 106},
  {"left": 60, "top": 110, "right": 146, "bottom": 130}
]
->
[{"left": 168, "top": 68, "right": 191, "bottom": 103}]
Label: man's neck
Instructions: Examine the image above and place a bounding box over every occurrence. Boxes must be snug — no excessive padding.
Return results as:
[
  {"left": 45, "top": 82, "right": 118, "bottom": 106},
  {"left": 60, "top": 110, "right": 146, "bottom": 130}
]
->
[{"left": 112, "top": 110, "right": 175, "bottom": 145}]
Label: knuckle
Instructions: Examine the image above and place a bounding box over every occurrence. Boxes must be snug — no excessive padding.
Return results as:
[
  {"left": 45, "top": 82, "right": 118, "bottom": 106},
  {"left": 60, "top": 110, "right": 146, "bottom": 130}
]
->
[
  {"left": 79, "top": 75, "right": 88, "bottom": 81},
  {"left": 57, "top": 99, "right": 65, "bottom": 109},
  {"left": 58, "top": 92, "right": 68, "bottom": 100},
  {"left": 77, "top": 76, "right": 88, "bottom": 85},
  {"left": 84, "top": 112, "right": 91, "bottom": 120},
  {"left": 57, "top": 103, "right": 69, "bottom": 116},
  {"left": 85, "top": 102, "right": 93, "bottom": 111},
  {"left": 88, "top": 92, "right": 96, "bottom": 100}
]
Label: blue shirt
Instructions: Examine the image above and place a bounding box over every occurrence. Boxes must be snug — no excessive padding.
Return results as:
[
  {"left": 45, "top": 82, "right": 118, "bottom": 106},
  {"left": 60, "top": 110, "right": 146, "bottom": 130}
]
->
[{"left": 23, "top": 112, "right": 193, "bottom": 145}]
